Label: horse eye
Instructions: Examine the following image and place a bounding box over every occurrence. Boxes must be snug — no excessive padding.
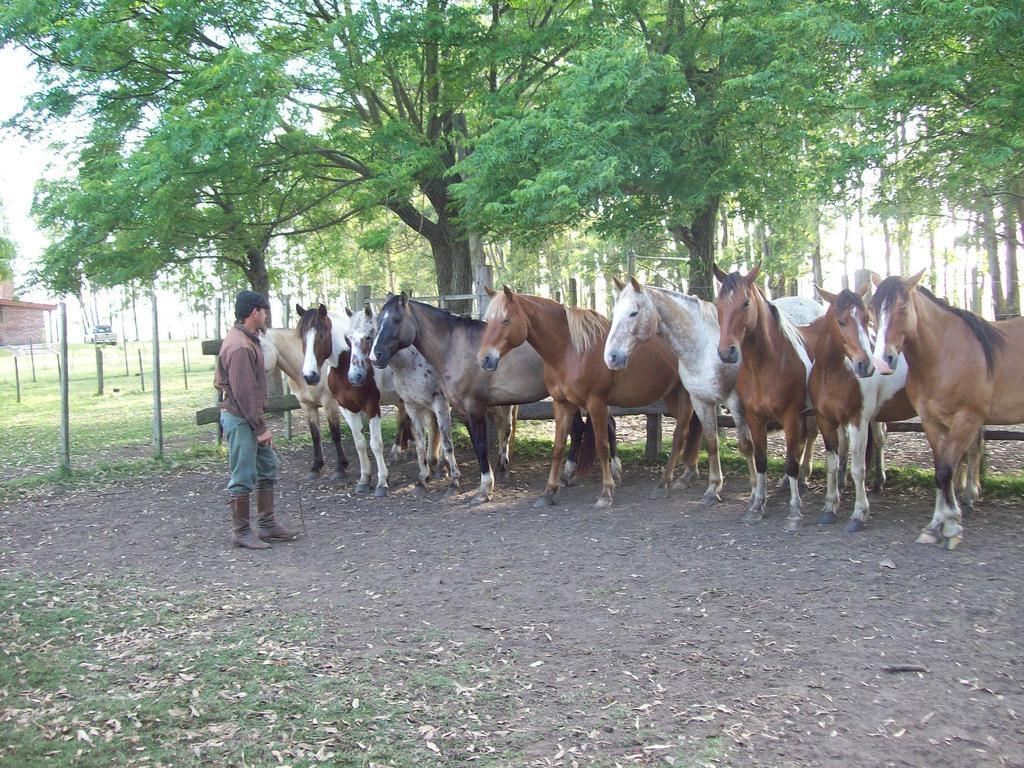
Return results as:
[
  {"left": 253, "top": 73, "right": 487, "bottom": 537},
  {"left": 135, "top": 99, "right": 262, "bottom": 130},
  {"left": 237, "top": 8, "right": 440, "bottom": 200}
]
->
[
  {"left": 742, "top": 300, "right": 750, "bottom": 308},
  {"left": 629, "top": 310, "right": 639, "bottom": 318},
  {"left": 838, "top": 320, "right": 847, "bottom": 327},
  {"left": 502, "top": 318, "right": 511, "bottom": 326}
]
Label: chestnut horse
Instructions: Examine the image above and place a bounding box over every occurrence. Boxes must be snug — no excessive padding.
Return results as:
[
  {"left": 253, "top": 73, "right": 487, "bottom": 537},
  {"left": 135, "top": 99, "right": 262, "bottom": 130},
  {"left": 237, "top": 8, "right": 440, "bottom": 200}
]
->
[
  {"left": 871, "top": 271, "right": 1024, "bottom": 549},
  {"left": 714, "top": 265, "right": 814, "bottom": 530},
  {"left": 480, "top": 286, "right": 700, "bottom": 509},
  {"left": 808, "top": 285, "right": 915, "bottom": 532}
]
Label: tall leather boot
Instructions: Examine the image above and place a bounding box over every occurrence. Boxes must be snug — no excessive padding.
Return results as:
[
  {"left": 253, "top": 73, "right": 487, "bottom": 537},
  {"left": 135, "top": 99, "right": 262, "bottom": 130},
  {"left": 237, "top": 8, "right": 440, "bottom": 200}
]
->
[
  {"left": 231, "top": 494, "right": 270, "bottom": 550},
  {"left": 256, "top": 482, "right": 298, "bottom": 542}
]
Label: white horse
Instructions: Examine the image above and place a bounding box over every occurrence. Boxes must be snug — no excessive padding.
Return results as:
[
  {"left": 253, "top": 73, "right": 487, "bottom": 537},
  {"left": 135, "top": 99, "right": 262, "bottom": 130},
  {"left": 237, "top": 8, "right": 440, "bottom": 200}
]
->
[
  {"left": 604, "top": 277, "right": 750, "bottom": 505},
  {"left": 296, "top": 304, "right": 403, "bottom": 496},
  {"left": 346, "top": 305, "right": 464, "bottom": 498}
]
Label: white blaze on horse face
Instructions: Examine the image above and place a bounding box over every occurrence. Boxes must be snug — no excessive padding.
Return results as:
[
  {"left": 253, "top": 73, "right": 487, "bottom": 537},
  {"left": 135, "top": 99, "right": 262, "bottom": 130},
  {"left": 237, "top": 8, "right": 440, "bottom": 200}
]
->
[
  {"left": 872, "top": 306, "right": 892, "bottom": 374},
  {"left": 369, "top": 310, "right": 389, "bottom": 363},
  {"left": 301, "top": 326, "right": 319, "bottom": 379},
  {"left": 852, "top": 306, "right": 874, "bottom": 361}
]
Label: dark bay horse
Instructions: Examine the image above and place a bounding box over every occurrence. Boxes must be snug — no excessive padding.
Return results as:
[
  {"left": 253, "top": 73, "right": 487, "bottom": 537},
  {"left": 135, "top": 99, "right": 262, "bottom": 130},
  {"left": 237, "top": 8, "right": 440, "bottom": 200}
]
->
[
  {"left": 871, "top": 270, "right": 1024, "bottom": 549},
  {"left": 714, "top": 264, "right": 814, "bottom": 530},
  {"left": 370, "top": 294, "right": 585, "bottom": 504},
  {"left": 480, "top": 286, "right": 700, "bottom": 509},
  {"left": 808, "top": 285, "right": 915, "bottom": 532}
]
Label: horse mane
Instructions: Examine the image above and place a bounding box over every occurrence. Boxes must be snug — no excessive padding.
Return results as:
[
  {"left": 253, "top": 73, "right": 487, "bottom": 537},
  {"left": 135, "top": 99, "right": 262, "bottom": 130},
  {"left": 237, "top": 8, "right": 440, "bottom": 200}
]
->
[
  {"left": 295, "top": 307, "right": 321, "bottom": 337},
  {"left": 718, "top": 271, "right": 745, "bottom": 297},
  {"left": 565, "top": 307, "right": 610, "bottom": 353},
  {"left": 918, "top": 286, "right": 1005, "bottom": 375},
  {"left": 873, "top": 278, "right": 1004, "bottom": 375}
]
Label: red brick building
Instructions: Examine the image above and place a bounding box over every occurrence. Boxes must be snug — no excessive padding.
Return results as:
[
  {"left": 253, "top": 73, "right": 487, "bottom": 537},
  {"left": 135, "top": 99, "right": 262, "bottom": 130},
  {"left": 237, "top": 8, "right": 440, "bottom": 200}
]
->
[{"left": 0, "top": 281, "right": 56, "bottom": 346}]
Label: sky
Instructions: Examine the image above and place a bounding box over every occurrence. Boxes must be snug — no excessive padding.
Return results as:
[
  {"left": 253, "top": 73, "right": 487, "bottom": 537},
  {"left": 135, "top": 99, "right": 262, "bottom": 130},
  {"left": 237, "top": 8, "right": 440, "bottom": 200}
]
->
[{"left": 0, "top": 46, "right": 53, "bottom": 304}]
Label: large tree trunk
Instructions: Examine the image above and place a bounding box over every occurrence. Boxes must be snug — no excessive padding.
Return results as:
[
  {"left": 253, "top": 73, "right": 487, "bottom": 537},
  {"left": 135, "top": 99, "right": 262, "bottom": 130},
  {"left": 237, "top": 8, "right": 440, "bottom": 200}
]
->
[
  {"left": 669, "top": 196, "right": 720, "bottom": 301},
  {"left": 1006, "top": 194, "right": 1020, "bottom": 316},
  {"left": 882, "top": 217, "right": 892, "bottom": 276},
  {"left": 431, "top": 226, "right": 474, "bottom": 314},
  {"left": 811, "top": 208, "right": 824, "bottom": 300},
  {"left": 980, "top": 197, "right": 1005, "bottom": 318}
]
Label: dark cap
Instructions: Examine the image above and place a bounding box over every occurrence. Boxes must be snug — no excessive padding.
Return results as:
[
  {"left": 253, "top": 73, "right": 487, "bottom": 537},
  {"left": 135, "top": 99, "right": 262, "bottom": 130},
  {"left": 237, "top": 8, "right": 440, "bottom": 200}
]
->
[{"left": 235, "top": 290, "right": 271, "bottom": 320}]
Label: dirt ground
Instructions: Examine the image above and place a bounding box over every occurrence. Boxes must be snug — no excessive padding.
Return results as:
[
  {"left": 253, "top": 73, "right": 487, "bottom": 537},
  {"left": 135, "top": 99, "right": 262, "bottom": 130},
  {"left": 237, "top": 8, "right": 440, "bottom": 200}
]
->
[{"left": 2, "top": 431, "right": 1023, "bottom": 767}]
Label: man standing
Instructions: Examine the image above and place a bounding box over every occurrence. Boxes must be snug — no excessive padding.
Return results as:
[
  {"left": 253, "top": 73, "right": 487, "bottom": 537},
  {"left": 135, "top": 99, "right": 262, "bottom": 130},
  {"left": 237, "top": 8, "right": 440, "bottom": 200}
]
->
[{"left": 215, "top": 290, "right": 298, "bottom": 549}]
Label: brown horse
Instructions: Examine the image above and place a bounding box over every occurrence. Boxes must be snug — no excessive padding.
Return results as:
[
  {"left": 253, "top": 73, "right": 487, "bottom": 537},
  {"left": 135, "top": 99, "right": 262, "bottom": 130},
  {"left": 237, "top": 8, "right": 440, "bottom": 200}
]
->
[
  {"left": 871, "top": 270, "right": 1024, "bottom": 549},
  {"left": 808, "top": 285, "right": 916, "bottom": 532},
  {"left": 479, "top": 286, "right": 700, "bottom": 508},
  {"left": 713, "top": 265, "right": 813, "bottom": 530}
]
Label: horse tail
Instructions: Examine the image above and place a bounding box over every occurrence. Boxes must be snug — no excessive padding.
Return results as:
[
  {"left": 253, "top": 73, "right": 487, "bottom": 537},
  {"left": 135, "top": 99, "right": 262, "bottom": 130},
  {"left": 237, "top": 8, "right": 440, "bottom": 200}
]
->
[
  {"left": 395, "top": 402, "right": 414, "bottom": 451},
  {"left": 681, "top": 410, "right": 704, "bottom": 467},
  {"left": 575, "top": 412, "right": 598, "bottom": 477}
]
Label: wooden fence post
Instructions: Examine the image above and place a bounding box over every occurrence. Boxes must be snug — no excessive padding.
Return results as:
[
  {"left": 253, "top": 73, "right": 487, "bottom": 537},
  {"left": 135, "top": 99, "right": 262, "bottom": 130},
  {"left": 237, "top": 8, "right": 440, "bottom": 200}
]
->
[
  {"left": 138, "top": 349, "right": 146, "bottom": 393},
  {"left": 59, "top": 302, "right": 71, "bottom": 472},
  {"left": 214, "top": 297, "right": 223, "bottom": 446},
  {"left": 355, "top": 285, "right": 371, "bottom": 310},
  {"left": 152, "top": 288, "right": 163, "bottom": 458},
  {"left": 123, "top": 338, "right": 129, "bottom": 375},
  {"left": 96, "top": 346, "right": 104, "bottom": 396},
  {"left": 474, "top": 264, "right": 493, "bottom": 319},
  {"left": 181, "top": 347, "right": 189, "bottom": 390},
  {"left": 567, "top": 277, "right": 578, "bottom": 308},
  {"left": 645, "top": 412, "right": 663, "bottom": 462},
  {"left": 627, "top": 250, "right": 637, "bottom": 278},
  {"left": 14, "top": 356, "right": 20, "bottom": 403},
  {"left": 28, "top": 339, "right": 36, "bottom": 382}
]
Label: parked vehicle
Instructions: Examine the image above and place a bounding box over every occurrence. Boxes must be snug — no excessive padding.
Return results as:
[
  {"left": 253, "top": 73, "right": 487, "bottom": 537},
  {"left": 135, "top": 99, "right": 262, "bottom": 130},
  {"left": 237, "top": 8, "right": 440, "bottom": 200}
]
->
[{"left": 86, "top": 324, "right": 118, "bottom": 345}]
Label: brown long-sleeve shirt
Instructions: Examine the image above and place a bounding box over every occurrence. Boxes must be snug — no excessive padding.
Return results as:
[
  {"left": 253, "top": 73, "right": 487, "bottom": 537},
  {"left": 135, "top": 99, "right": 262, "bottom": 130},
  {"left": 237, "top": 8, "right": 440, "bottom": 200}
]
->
[{"left": 215, "top": 322, "right": 269, "bottom": 435}]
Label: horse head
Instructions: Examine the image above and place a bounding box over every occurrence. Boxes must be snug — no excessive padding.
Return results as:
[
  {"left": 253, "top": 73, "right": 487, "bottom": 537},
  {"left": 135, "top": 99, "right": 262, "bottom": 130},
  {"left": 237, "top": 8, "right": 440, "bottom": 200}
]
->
[
  {"left": 296, "top": 303, "right": 347, "bottom": 385},
  {"left": 479, "top": 286, "right": 529, "bottom": 371},
  {"left": 816, "top": 284, "right": 875, "bottom": 378},
  {"left": 870, "top": 270, "right": 925, "bottom": 375},
  {"left": 347, "top": 304, "right": 376, "bottom": 386},
  {"left": 605, "top": 276, "right": 658, "bottom": 370},
  {"left": 713, "top": 264, "right": 761, "bottom": 365},
  {"left": 370, "top": 292, "right": 417, "bottom": 368}
]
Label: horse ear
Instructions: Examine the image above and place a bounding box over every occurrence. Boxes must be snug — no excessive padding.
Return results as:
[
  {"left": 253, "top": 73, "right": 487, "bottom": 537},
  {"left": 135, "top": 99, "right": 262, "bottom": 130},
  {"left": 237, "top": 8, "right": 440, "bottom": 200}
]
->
[
  {"left": 857, "top": 282, "right": 871, "bottom": 299},
  {"left": 484, "top": 286, "right": 497, "bottom": 297},
  {"left": 870, "top": 271, "right": 883, "bottom": 287},
  {"left": 905, "top": 268, "right": 927, "bottom": 288},
  {"left": 502, "top": 285, "right": 515, "bottom": 300},
  {"left": 746, "top": 264, "right": 761, "bottom": 284},
  {"left": 630, "top": 276, "right": 644, "bottom": 293},
  {"left": 399, "top": 291, "right": 408, "bottom": 306},
  {"left": 814, "top": 284, "right": 837, "bottom": 305},
  {"left": 364, "top": 304, "right": 372, "bottom": 317},
  {"left": 295, "top": 303, "right": 305, "bottom": 317},
  {"left": 317, "top": 303, "right": 328, "bottom": 317},
  {"left": 345, "top": 307, "right": 353, "bottom": 317},
  {"left": 712, "top": 264, "right": 729, "bottom": 283},
  {"left": 612, "top": 276, "right": 625, "bottom": 292}
]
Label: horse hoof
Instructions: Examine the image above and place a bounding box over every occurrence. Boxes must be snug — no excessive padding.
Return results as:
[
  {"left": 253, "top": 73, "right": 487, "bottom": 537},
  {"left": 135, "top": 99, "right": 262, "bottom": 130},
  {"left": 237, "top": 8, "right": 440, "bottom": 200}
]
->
[
  {"left": 844, "top": 518, "right": 865, "bottom": 534},
  {"left": 961, "top": 504, "right": 974, "bottom": 519},
  {"left": 699, "top": 491, "right": 720, "bottom": 507},
  {"left": 561, "top": 475, "right": 577, "bottom": 488},
  {"left": 471, "top": 493, "right": 490, "bottom": 505},
  {"left": 533, "top": 495, "right": 555, "bottom": 509},
  {"left": 742, "top": 510, "right": 765, "bottom": 523},
  {"left": 374, "top": 486, "right": 389, "bottom": 497},
  {"left": 355, "top": 482, "right": 370, "bottom": 494},
  {"left": 649, "top": 486, "right": 668, "bottom": 500},
  {"left": 916, "top": 530, "right": 940, "bottom": 545},
  {"left": 412, "top": 485, "right": 427, "bottom": 499},
  {"left": 785, "top": 517, "right": 803, "bottom": 532},
  {"left": 817, "top": 510, "right": 837, "bottom": 526},
  {"left": 943, "top": 535, "right": 963, "bottom": 551},
  {"left": 594, "top": 497, "right": 613, "bottom": 509},
  {"left": 306, "top": 471, "right": 320, "bottom": 481},
  {"left": 432, "top": 469, "right": 447, "bottom": 481},
  {"left": 329, "top": 470, "right": 347, "bottom": 482},
  {"left": 442, "top": 486, "right": 459, "bottom": 499}
]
